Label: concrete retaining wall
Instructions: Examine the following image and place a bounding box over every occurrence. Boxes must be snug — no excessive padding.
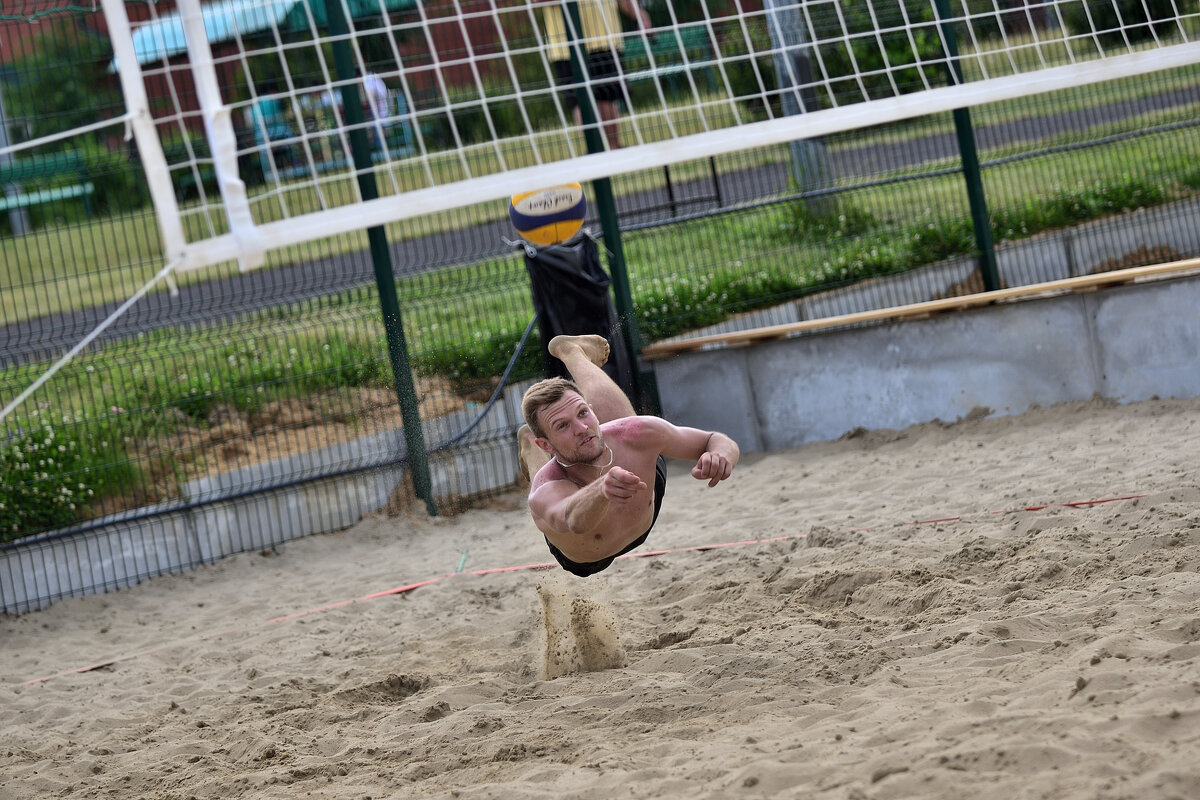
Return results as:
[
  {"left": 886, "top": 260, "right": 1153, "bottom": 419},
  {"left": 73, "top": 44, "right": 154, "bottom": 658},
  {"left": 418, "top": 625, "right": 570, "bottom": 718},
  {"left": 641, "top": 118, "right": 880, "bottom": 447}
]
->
[{"left": 653, "top": 274, "right": 1200, "bottom": 453}]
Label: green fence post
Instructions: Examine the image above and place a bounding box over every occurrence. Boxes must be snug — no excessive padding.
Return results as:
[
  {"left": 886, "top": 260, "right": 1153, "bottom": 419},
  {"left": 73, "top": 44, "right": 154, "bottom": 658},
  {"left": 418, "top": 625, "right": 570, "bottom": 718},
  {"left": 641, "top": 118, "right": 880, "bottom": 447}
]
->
[
  {"left": 563, "top": 2, "right": 656, "bottom": 413},
  {"left": 327, "top": 3, "right": 437, "bottom": 516},
  {"left": 934, "top": 0, "right": 1000, "bottom": 292}
]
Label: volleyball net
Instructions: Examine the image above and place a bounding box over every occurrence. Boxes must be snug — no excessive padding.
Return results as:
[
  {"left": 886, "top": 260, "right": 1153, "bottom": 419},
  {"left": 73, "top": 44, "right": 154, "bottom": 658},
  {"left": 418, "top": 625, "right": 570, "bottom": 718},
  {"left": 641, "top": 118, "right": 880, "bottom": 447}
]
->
[{"left": 91, "top": 0, "right": 1198, "bottom": 274}]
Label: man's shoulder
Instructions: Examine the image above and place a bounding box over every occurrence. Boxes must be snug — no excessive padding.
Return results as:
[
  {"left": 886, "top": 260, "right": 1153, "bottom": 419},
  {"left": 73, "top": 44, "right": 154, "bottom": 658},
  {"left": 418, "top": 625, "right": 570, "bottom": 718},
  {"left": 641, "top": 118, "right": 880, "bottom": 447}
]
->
[
  {"left": 601, "top": 415, "right": 674, "bottom": 443},
  {"left": 602, "top": 414, "right": 661, "bottom": 432},
  {"left": 530, "top": 458, "right": 569, "bottom": 489}
]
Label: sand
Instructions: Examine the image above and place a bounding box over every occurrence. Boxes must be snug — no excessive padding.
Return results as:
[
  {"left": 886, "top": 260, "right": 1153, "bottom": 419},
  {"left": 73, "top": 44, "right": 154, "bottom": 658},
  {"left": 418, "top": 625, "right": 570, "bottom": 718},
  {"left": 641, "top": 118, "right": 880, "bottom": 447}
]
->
[{"left": 2, "top": 395, "right": 1199, "bottom": 799}]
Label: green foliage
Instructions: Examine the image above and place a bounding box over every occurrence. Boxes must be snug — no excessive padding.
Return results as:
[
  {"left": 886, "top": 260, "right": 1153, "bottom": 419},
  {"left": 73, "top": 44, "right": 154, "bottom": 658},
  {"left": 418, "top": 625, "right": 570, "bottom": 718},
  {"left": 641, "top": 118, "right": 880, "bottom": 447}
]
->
[
  {"left": 809, "top": 1, "right": 946, "bottom": 105},
  {"left": 710, "top": 17, "right": 776, "bottom": 119},
  {"left": 905, "top": 215, "right": 976, "bottom": 264},
  {"left": 157, "top": 135, "right": 221, "bottom": 201},
  {"left": 75, "top": 140, "right": 148, "bottom": 215},
  {"left": 134, "top": 330, "right": 389, "bottom": 420},
  {"left": 788, "top": 202, "right": 878, "bottom": 242},
  {"left": 420, "top": 83, "right": 556, "bottom": 148},
  {"left": 1059, "top": 0, "right": 1181, "bottom": 48},
  {"left": 990, "top": 178, "right": 1166, "bottom": 241},
  {"left": 0, "top": 21, "right": 144, "bottom": 229},
  {"left": 635, "top": 269, "right": 785, "bottom": 342},
  {"left": 0, "top": 412, "right": 134, "bottom": 538},
  {"left": 420, "top": 326, "right": 545, "bottom": 386},
  {"left": 629, "top": 172, "right": 1177, "bottom": 351},
  {"left": 1179, "top": 167, "right": 1200, "bottom": 191},
  {"left": 3, "top": 21, "right": 121, "bottom": 143}
]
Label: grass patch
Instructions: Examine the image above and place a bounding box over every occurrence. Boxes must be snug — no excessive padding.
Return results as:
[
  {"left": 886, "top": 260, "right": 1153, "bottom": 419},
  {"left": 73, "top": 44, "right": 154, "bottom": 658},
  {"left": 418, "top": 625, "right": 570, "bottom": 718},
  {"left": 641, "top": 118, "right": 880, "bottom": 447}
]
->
[{"left": 1, "top": 410, "right": 138, "bottom": 537}]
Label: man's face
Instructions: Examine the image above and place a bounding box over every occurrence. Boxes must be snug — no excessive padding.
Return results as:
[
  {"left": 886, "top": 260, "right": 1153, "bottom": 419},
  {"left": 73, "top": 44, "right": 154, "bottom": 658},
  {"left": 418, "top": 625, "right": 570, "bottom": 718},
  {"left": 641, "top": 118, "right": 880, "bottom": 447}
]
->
[{"left": 535, "top": 389, "right": 605, "bottom": 464}]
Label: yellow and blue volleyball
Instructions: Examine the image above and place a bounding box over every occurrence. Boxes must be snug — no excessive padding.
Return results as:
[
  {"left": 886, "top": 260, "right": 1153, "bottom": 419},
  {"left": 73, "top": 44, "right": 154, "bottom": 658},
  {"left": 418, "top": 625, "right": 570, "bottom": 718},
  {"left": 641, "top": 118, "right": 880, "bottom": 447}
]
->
[{"left": 509, "top": 183, "right": 586, "bottom": 247}]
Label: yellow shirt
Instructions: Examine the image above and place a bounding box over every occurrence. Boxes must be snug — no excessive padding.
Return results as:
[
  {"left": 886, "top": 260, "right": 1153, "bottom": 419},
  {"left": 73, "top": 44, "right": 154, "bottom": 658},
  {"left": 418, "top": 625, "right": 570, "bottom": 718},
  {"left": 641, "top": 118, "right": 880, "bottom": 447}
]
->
[{"left": 542, "top": 0, "right": 625, "bottom": 61}]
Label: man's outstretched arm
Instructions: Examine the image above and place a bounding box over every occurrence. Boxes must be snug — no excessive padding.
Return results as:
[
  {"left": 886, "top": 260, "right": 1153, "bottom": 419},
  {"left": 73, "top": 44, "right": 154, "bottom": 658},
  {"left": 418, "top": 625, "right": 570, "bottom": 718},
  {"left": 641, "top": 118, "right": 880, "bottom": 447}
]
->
[
  {"left": 529, "top": 468, "right": 648, "bottom": 537},
  {"left": 640, "top": 417, "right": 740, "bottom": 487}
]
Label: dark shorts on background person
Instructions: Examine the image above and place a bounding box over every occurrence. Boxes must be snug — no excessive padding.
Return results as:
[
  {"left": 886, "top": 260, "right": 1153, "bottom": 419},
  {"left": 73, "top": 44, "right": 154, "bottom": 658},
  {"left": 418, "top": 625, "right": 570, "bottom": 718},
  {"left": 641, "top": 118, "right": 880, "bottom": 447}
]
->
[
  {"left": 553, "top": 49, "right": 625, "bottom": 108},
  {"left": 545, "top": 455, "right": 667, "bottom": 577}
]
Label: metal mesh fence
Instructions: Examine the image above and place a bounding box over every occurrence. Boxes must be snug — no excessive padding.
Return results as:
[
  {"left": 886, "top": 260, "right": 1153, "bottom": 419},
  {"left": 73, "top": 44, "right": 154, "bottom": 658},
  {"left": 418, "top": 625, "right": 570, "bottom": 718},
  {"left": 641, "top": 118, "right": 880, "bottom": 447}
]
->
[{"left": 2, "top": 3, "right": 1199, "bottom": 610}]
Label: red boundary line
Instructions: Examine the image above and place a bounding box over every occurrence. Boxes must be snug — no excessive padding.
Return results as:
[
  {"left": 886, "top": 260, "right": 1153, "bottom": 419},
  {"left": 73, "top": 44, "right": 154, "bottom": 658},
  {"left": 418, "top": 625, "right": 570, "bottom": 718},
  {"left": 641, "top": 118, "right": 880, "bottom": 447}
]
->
[{"left": 20, "top": 494, "right": 1147, "bottom": 685}]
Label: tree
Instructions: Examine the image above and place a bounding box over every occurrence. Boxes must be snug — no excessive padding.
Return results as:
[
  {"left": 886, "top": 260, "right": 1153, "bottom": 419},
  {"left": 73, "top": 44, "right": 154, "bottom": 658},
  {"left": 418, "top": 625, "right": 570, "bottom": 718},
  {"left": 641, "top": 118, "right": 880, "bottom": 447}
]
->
[{"left": 3, "top": 18, "right": 120, "bottom": 147}]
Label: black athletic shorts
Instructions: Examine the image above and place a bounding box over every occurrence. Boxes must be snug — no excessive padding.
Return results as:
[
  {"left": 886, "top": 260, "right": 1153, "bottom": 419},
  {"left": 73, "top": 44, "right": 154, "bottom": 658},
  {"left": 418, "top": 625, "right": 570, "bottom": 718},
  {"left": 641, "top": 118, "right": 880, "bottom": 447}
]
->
[
  {"left": 553, "top": 49, "right": 625, "bottom": 109},
  {"left": 545, "top": 455, "right": 667, "bottom": 577}
]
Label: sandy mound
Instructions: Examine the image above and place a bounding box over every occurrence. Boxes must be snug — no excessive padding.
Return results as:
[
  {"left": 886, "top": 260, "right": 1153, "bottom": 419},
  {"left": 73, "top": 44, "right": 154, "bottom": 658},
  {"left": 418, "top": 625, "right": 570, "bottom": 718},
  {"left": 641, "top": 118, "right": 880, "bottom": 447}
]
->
[{"left": 3, "top": 396, "right": 1198, "bottom": 799}]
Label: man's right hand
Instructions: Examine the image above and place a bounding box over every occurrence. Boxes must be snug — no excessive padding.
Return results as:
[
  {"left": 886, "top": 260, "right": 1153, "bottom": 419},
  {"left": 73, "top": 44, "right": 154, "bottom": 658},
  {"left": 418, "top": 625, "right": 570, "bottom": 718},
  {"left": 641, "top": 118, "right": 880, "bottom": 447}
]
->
[{"left": 602, "top": 466, "right": 646, "bottom": 502}]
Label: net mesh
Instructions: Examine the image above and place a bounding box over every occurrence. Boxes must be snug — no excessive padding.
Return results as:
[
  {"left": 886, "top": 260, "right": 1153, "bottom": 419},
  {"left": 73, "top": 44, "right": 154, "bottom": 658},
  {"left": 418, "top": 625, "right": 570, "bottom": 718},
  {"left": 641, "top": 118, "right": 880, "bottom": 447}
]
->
[{"left": 86, "top": 0, "right": 1198, "bottom": 272}]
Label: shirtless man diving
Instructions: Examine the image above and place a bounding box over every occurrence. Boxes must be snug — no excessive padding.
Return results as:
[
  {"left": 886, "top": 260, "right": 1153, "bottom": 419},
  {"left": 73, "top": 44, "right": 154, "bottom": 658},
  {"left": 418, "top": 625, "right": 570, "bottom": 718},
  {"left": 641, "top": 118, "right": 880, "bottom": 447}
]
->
[{"left": 518, "top": 334, "right": 740, "bottom": 576}]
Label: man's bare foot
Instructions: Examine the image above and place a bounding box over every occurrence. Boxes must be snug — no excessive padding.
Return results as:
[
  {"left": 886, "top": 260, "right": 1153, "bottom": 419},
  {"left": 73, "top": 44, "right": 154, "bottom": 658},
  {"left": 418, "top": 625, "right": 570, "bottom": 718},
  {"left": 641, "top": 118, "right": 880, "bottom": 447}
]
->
[
  {"left": 548, "top": 334, "right": 609, "bottom": 368},
  {"left": 517, "top": 424, "right": 547, "bottom": 486}
]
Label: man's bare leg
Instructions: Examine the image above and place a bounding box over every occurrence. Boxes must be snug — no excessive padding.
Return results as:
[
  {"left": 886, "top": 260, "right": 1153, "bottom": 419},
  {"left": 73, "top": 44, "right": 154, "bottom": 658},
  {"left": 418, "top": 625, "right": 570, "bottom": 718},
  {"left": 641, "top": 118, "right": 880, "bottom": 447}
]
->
[
  {"left": 518, "top": 424, "right": 551, "bottom": 484},
  {"left": 548, "top": 334, "right": 634, "bottom": 424},
  {"left": 598, "top": 101, "right": 622, "bottom": 150}
]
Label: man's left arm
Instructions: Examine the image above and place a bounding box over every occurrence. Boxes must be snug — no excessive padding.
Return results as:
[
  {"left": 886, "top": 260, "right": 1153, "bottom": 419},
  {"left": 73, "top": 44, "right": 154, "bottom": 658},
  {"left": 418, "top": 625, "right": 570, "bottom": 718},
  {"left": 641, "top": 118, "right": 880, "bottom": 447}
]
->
[
  {"left": 643, "top": 417, "right": 739, "bottom": 487},
  {"left": 689, "top": 430, "right": 739, "bottom": 487}
]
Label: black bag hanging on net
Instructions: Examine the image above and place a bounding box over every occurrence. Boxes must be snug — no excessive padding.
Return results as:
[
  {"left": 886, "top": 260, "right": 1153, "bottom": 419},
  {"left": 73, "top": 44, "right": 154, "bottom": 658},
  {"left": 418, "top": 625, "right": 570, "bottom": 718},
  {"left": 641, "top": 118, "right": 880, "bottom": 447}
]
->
[{"left": 522, "top": 233, "right": 635, "bottom": 403}]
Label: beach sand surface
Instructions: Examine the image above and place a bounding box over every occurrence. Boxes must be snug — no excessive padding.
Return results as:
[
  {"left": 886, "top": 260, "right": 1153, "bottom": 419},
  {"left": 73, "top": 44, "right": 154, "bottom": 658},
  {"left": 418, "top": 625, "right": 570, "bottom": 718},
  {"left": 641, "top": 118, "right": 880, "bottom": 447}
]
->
[{"left": 2, "top": 396, "right": 1199, "bottom": 799}]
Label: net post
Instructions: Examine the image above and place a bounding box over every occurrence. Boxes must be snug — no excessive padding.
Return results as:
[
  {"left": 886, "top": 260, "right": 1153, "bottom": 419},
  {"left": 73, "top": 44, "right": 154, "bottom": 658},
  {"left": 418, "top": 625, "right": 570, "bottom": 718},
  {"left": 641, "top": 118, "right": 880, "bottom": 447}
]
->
[
  {"left": 176, "top": 0, "right": 263, "bottom": 271},
  {"left": 935, "top": 0, "right": 1000, "bottom": 292},
  {"left": 562, "top": 1, "right": 653, "bottom": 413},
  {"left": 328, "top": 0, "right": 437, "bottom": 517},
  {"left": 99, "top": 0, "right": 189, "bottom": 267}
]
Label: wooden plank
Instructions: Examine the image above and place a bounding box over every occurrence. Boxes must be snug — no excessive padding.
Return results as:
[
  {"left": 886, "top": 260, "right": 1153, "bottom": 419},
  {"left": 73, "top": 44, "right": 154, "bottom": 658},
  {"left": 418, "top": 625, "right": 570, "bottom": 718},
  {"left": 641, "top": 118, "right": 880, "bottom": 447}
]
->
[{"left": 641, "top": 257, "right": 1200, "bottom": 360}]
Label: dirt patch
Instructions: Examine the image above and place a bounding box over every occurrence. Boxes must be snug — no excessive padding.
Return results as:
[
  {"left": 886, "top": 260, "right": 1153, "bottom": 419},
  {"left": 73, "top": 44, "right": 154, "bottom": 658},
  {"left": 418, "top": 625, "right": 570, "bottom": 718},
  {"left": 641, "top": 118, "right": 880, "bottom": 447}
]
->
[
  {"left": 1091, "top": 244, "right": 1181, "bottom": 273},
  {"left": 934, "top": 266, "right": 1007, "bottom": 300},
  {"left": 87, "top": 376, "right": 491, "bottom": 519},
  {"left": 932, "top": 244, "right": 1182, "bottom": 303}
]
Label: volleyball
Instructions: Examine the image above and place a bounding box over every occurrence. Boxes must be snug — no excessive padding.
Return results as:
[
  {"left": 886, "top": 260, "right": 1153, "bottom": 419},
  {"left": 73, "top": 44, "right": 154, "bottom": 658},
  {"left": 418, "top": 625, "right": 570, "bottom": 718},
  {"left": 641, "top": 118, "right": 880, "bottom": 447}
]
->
[{"left": 508, "top": 183, "right": 587, "bottom": 247}]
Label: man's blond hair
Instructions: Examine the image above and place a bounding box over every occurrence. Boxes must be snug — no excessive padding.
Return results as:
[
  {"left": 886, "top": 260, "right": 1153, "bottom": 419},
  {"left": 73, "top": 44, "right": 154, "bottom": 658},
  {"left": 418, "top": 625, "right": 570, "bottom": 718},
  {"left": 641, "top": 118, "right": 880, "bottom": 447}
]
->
[{"left": 521, "top": 376, "right": 584, "bottom": 438}]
